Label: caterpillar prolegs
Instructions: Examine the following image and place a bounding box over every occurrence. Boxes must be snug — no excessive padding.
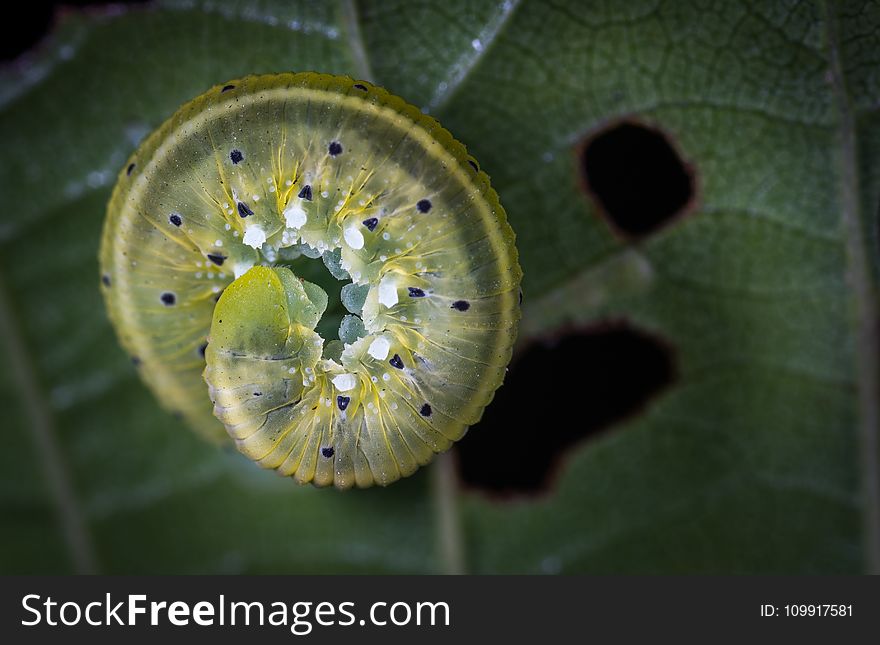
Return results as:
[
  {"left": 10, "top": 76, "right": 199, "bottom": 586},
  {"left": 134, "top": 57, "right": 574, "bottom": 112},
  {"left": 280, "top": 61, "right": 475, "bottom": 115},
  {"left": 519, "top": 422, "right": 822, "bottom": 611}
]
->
[{"left": 99, "top": 73, "right": 521, "bottom": 488}]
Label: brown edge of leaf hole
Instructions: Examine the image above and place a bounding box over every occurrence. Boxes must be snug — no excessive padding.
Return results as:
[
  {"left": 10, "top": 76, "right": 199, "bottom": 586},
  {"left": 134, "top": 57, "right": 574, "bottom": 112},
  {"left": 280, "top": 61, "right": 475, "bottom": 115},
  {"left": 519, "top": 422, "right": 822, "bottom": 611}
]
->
[
  {"left": 573, "top": 115, "right": 701, "bottom": 242},
  {"left": 455, "top": 318, "right": 679, "bottom": 503}
]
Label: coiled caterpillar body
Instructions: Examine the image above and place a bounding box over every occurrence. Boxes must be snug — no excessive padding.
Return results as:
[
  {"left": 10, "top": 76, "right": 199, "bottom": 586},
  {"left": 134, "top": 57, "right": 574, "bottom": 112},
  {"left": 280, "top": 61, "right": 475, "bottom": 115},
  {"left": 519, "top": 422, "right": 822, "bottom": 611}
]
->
[{"left": 100, "top": 73, "right": 521, "bottom": 488}]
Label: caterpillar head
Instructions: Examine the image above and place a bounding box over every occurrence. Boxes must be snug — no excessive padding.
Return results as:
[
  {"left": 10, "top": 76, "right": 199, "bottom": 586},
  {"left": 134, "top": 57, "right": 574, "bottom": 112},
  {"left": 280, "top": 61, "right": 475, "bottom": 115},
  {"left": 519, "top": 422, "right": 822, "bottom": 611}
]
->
[{"left": 100, "top": 72, "right": 521, "bottom": 488}]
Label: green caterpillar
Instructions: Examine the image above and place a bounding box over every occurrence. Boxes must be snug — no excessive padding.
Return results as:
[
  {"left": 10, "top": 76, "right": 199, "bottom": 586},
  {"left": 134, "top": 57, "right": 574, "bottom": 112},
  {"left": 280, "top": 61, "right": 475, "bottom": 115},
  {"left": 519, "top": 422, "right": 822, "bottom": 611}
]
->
[{"left": 100, "top": 72, "right": 521, "bottom": 488}]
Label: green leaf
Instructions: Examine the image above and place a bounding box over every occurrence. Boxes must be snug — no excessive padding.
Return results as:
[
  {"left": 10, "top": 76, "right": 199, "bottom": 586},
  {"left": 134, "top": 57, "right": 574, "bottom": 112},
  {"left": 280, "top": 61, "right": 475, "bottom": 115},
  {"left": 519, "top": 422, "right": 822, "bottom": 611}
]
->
[{"left": 1, "top": 0, "right": 877, "bottom": 573}]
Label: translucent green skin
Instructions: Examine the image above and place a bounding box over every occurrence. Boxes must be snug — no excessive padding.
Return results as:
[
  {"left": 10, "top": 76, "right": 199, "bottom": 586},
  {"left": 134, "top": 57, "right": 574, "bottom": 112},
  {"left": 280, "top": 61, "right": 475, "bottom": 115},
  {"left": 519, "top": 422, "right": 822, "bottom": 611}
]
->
[{"left": 100, "top": 72, "right": 521, "bottom": 488}]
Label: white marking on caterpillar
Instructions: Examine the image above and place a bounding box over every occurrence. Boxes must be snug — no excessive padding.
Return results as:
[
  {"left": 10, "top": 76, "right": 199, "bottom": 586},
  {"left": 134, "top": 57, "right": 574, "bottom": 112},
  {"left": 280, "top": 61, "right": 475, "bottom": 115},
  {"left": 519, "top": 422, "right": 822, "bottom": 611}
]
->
[
  {"left": 332, "top": 373, "right": 357, "bottom": 391},
  {"left": 283, "top": 200, "right": 308, "bottom": 228},
  {"left": 343, "top": 226, "right": 364, "bottom": 250},
  {"left": 242, "top": 226, "right": 266, "bottom": 249},
  {"left": 378, "top": 275, "right": 398, "bottom": 308},
  {"left": 367, "top": 336, "right": 391, "bottom": 360}
]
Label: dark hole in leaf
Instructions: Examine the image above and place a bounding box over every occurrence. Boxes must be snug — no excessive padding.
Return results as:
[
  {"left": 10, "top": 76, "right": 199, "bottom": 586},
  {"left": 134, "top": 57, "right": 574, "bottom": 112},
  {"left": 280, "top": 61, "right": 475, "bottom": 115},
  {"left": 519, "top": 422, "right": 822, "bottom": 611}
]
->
[
  {"left": 580, "top": 122, "right": 694, "bottom": 239},
  {"left": 456, "top": 323, "right": 676, "bottom": 496},
  {"left": 5, "top": 1, "right": 150, "bottom": 60},
  {"left": 3, "top": 4, "right": 52, "bottom": 60}
]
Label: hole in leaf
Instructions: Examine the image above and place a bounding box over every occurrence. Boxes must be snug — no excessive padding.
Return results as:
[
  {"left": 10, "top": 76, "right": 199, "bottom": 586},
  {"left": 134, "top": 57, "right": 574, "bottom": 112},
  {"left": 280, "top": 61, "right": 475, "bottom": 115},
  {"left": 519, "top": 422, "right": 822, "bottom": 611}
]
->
[
  {"left": 580, "top": 122, "right": 695, "bottom": 239},
  {"left": 456, "top": 322, "right": 676, "bottom": 496},
  {"left": 3, "top": 5, "right": 51, "bottom": 61},
  {"left": 4, "top": 1, "right": 151, "bottom": 61}
]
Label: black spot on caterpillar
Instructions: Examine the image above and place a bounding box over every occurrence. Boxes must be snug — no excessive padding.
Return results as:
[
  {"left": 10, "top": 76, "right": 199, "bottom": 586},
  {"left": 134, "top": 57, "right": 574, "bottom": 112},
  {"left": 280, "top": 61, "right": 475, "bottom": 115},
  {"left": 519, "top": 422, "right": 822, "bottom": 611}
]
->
[
  {"left": 99, "top": 72, "right": 521, "bottom": 488},
  {"left": 237, "top": 201, "right": 253, "bottom": 218}
]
